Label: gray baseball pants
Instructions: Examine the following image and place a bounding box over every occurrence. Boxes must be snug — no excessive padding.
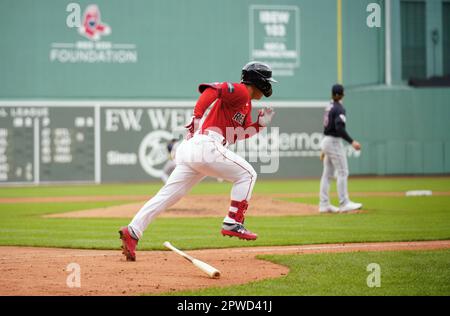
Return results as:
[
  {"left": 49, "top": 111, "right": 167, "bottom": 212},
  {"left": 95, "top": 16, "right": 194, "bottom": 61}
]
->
[{"left": 319, "top": 136, "right": 350, "bottom": 207}]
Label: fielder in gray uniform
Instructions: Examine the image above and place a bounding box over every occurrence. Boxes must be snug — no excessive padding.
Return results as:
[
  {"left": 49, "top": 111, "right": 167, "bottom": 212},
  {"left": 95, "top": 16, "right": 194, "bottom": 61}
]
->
[{"left": 319, "top": 84, "right": 362, "bottom": 213}]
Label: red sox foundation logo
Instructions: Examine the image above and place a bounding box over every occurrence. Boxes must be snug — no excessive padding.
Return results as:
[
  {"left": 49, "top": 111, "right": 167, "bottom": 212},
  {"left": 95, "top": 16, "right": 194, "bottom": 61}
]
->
[
  {"left": 78, "top": 4, "right": 111, "bottom": 41},
  {"left": 50, "top": 3, "right": 137, "bottom": 63}
]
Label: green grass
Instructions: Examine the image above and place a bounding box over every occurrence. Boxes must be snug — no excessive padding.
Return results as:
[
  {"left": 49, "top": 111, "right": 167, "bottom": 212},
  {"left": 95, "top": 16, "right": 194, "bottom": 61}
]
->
[
  {"left": 0, "top": 177, "right": 449, "bottom": 198},
  {"left": 0, "top": 178, "right": 449, "bottom": 296},
  {"left": 0, "top": 187, "right": 448, "bottom": 250},
  {"left": 0, "top": 178, "right": 448, "bottom": 250},
  {"left": 165, "top": 250, "right": 450, "bottom": 296}
]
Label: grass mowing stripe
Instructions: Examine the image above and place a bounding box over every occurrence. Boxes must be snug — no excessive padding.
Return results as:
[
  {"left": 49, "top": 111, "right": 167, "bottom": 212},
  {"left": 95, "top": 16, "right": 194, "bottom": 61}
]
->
[
  {"left": 0, "top": 196, "right": 449, "bottom": 250},
  {"left": 1, "top": 178, "right": 449, "bottom": 198},
  {"left": 162, "top": 250, "right": 450, "bottom": 296}
]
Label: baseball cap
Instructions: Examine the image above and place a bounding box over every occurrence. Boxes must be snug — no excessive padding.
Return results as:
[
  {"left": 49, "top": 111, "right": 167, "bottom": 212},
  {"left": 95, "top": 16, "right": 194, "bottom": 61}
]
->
[{"left": 332, "top": 84, "right": 345, "bottom": 96}]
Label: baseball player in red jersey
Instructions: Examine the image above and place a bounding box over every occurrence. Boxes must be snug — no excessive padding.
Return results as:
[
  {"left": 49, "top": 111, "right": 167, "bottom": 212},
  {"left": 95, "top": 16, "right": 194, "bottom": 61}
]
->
[{"left": 119, "top": 62, "right": 277, "bottom": 261}]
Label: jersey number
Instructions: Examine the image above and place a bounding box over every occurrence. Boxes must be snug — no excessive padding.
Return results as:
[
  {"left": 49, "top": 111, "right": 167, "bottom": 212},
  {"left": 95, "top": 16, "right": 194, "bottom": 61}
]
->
[{"left": 233, "top": 112, "right": 246, "bottom": 125}]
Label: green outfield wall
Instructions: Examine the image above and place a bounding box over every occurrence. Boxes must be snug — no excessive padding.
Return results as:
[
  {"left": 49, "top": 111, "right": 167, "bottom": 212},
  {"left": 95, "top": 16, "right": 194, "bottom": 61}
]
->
[
  {"left": 0, "top": 101, "right": 329, "bottom": 183},
  {"left": 346, "top": 87, "right": 450, "bottom": 175},
  {"left": 0, "top": 0, "right": 385, "bottom": 100},
  {"left": 0, "top": 0, "right": 449, "bottom": 183}
]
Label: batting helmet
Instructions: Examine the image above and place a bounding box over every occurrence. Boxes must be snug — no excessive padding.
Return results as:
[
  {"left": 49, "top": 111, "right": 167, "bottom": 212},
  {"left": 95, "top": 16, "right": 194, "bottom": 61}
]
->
[{"left": 241, "top": 61, "right": 277, "bottom": 97}]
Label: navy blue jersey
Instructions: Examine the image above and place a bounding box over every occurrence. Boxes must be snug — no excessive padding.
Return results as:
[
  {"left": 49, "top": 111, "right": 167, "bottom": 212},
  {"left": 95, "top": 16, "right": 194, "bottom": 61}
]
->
[{"left": 323, "top": 100, "right": 353, "bottom": 144}]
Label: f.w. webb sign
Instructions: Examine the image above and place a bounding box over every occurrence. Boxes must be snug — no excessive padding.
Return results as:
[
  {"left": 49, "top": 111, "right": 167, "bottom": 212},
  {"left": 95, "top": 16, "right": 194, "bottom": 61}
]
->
[
  {"left": 100, "top": 105, "right": 327, "bottom": 181},
  {"left": 0, "top": 102, "right": 338, "bottom": 184}
]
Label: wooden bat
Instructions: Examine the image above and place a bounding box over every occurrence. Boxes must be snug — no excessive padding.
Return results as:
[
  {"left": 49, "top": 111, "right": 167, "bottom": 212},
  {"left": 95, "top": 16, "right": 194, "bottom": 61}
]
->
[{"left": 163, "top": 241, "right": 221, "bottom": 279}]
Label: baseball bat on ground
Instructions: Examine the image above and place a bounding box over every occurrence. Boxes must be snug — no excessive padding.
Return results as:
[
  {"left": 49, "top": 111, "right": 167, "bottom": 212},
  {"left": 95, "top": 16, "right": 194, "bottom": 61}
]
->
[{"left": 163, "top": 241, "right": 221, "bottom": 279}]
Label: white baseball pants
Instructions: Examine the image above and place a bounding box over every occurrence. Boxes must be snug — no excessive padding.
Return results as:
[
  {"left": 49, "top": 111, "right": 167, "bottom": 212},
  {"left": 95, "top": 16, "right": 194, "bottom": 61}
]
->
[
  {"left": 129, "top": 132, "right": 257, "bottom": 239},
  {"left": 319, "top": 136, "right": 350, "bottom": 207}
]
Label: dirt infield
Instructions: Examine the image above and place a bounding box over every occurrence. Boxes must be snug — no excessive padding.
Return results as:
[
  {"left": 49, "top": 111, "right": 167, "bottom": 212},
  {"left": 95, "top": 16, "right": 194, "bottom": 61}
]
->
[{"left": 1, "top": 240, "right": 449, "bottom": 296}]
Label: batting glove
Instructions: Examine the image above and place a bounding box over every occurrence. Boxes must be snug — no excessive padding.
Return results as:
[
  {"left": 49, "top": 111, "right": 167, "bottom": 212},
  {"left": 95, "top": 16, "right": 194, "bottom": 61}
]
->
[
  {"left": 257, "top": 106, "right": 275, "bottom": 127},
  {"left": 184, "top": 116, "right": 201, "bottom": 139}
]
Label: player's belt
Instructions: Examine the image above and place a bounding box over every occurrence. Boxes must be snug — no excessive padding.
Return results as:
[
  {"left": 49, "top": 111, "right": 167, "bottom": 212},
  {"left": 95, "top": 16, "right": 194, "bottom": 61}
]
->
[{"left": 199, "top": 129, "right": 228, "bottom": 147}]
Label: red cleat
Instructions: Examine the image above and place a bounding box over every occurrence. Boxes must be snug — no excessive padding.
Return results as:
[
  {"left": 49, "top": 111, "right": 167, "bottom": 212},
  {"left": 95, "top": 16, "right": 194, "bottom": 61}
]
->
[
  {"left": 221, "top": 223, "right": 258, "bottom": 241},
  {"left": 119, "top": 227, "right": 138, "bottom": 261}
]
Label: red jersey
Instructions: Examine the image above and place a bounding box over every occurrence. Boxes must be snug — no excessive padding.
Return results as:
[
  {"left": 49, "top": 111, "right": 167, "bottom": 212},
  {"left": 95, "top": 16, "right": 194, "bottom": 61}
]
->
[{"left": 193, "top": 82, "right": 262, "bottom": 144}]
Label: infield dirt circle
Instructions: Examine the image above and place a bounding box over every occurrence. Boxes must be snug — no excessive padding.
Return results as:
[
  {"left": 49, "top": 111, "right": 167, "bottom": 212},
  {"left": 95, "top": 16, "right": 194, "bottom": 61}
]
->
[{"left": 1, "top": 241, "right": 449, "bottom": 296}]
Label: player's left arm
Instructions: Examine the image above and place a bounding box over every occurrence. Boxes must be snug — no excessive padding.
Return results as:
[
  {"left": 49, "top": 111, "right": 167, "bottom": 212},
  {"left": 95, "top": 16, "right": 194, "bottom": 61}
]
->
[
  {"left": 335, "top": 114, "right": 354, "bottom": 144},
  {"left": 335, "top": 112, "right": 361, "bottom": 150}
]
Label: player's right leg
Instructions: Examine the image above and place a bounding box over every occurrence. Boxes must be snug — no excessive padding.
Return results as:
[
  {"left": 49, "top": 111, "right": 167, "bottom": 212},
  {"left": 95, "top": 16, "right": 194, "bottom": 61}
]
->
[
  {"left": 160, "top": 160, "right": 176, "bottom": 183},
  {"left": 120, "top": 163, "right": 204, "bottom": 261},
  {"left": 128, "top": 164, "right": 204, "bottom": 239}
]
